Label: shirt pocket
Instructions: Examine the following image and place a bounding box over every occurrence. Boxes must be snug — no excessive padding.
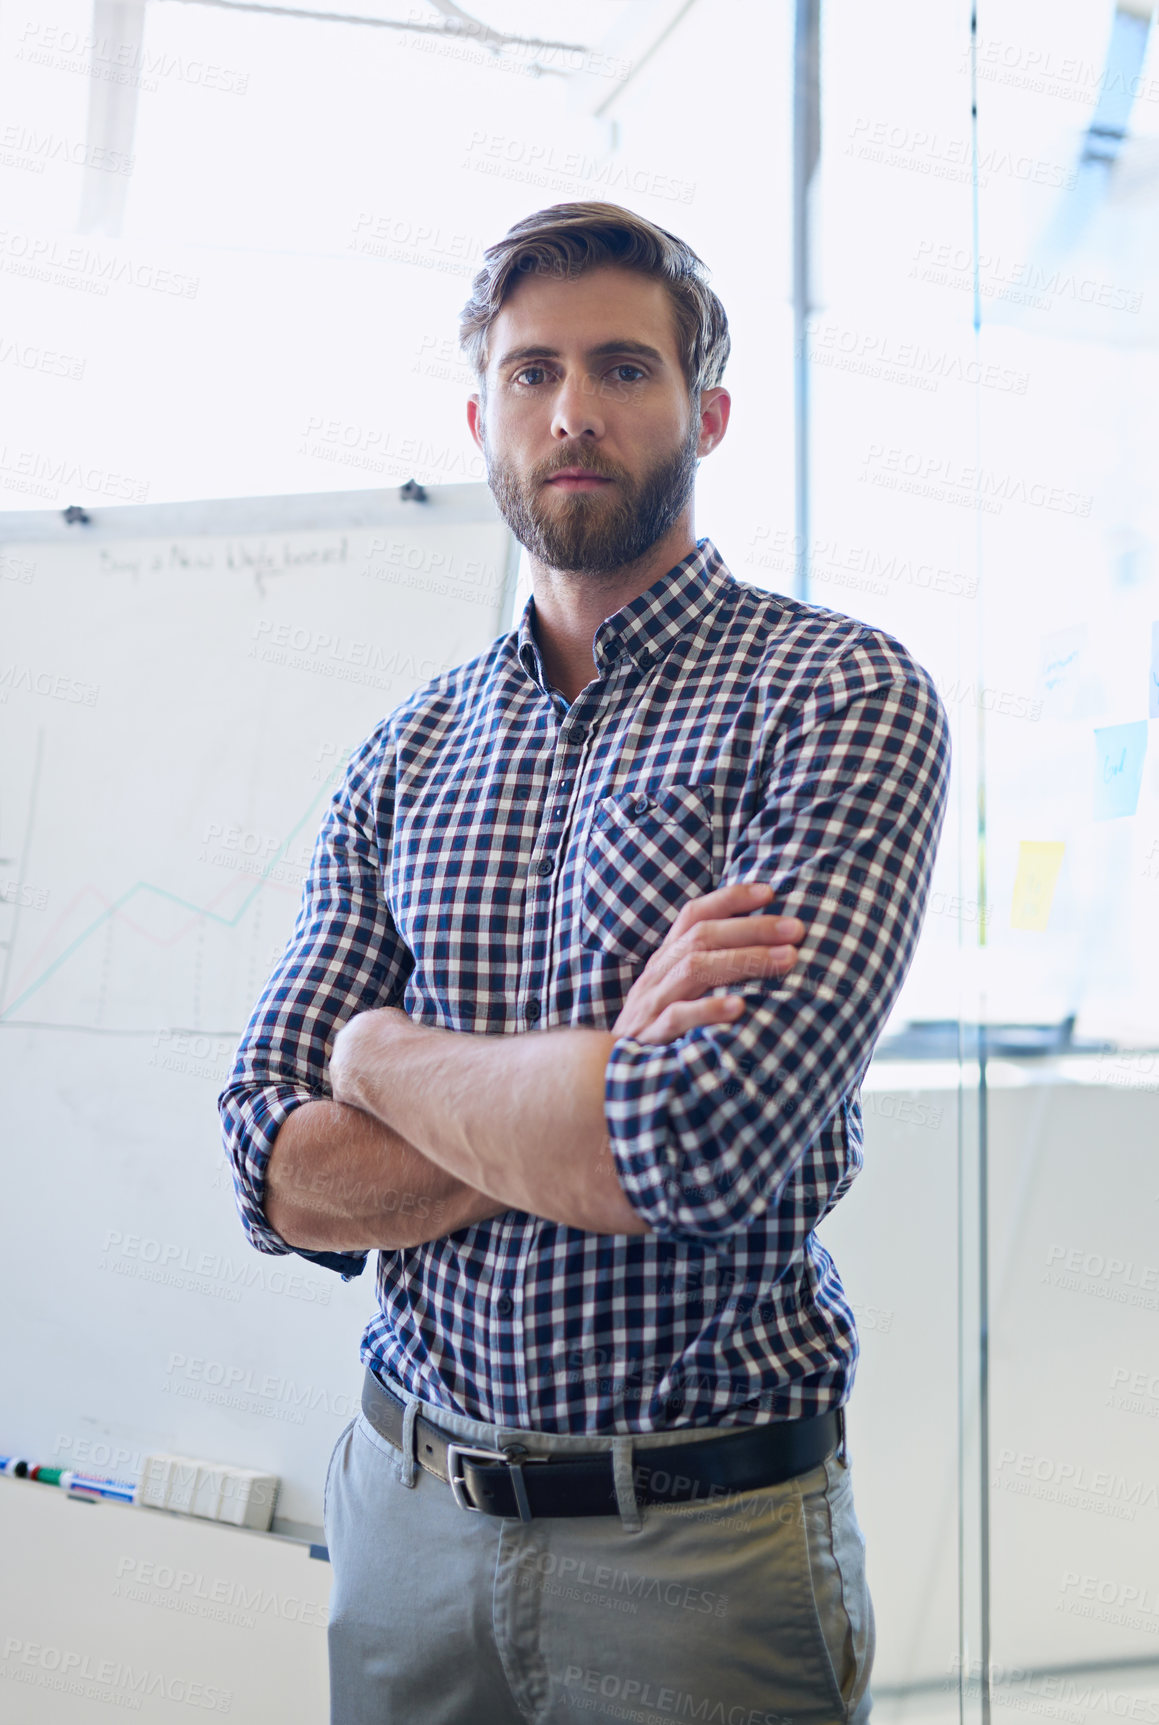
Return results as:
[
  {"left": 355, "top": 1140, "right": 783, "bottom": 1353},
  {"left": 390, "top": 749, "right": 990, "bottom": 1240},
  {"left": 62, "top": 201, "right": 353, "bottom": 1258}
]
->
[{"left": 579, "top": 780, "right": 716, "bottom": 962}]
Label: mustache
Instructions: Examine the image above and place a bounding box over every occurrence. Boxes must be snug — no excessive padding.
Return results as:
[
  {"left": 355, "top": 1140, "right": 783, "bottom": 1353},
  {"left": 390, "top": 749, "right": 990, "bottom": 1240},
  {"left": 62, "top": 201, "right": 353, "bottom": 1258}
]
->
[{"left": 537, "top": 451, "right": 624, "bottom": 483}]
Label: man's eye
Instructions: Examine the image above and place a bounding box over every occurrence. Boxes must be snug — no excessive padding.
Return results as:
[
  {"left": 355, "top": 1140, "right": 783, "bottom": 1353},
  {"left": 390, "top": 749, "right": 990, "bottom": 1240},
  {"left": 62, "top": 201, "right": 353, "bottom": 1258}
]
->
[
  {"left": 513, "top": 366, "right": 548, "bottom": 386},
  {"left": 611, "top": 365, "right": 645, "bottom": 382}
]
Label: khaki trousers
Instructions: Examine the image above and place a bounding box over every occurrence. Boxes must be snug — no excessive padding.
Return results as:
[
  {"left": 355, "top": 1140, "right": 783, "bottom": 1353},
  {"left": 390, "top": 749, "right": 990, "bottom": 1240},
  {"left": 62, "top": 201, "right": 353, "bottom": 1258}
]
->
[{"left": 324, "top": 1369, "right": 875, "bottom": 1724}]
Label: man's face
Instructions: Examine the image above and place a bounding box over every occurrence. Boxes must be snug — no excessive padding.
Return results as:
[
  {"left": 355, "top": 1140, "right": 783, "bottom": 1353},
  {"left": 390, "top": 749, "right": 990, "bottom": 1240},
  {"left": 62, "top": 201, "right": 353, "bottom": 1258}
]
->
[{"left": 468, "top": 264, "right": 711, "bottom": 576}]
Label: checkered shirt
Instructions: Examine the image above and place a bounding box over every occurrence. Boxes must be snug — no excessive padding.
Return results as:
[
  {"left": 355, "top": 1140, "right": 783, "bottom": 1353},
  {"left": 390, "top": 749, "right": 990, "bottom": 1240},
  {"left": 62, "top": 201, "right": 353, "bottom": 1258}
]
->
[{"left": 219, "top": 537, "right": 950, "bottom": 1432}]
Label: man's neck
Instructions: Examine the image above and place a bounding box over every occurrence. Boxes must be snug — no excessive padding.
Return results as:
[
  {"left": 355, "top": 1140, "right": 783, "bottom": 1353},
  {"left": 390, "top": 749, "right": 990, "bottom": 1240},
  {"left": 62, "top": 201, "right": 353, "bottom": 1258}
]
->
[{"left": 528, "top": 521, "right": 699, "bottom": 706}]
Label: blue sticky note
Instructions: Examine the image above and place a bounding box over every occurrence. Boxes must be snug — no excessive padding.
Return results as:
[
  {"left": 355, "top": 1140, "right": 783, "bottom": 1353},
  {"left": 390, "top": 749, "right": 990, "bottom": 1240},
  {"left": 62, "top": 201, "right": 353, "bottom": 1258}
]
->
[
  {"left": 1150, "top": 622, "right": 1159, "bottom": 720},
  {"left": 1093, "top": 721, "right": 1148, "bottom": 820}
]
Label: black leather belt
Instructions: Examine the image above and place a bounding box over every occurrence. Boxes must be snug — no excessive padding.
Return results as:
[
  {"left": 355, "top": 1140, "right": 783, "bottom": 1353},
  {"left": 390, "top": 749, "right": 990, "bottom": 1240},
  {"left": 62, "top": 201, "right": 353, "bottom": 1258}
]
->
[{"left": 360, "top": 1368, "right": 842, "bottom": 1521}]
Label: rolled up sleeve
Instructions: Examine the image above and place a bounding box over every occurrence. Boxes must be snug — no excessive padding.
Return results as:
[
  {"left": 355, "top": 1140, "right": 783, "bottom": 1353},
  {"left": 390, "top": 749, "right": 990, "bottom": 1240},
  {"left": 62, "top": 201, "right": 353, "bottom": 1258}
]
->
[
  {"left": 216, "top": 718, "right": 413, "bottom": 1279},
  {"left": 604, "top": 642, "right": 951, "bottom": 1245}
]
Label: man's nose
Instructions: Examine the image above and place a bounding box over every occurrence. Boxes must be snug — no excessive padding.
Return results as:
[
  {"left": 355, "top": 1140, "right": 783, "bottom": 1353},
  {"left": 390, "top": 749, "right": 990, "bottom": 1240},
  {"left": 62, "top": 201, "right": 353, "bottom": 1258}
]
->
[{"left": 550, "top": 370, "right": 606, "bottom": 441}]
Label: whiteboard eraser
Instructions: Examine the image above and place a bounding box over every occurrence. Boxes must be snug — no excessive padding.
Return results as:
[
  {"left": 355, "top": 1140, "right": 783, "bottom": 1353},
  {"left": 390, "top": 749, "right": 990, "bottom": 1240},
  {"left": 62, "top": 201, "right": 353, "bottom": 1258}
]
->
[
  {"left": 135, "top": 1454, "right": 278, "bottom": 1531},
  {"left": 214, "top": 1466, "right": 279, "bottom": 1531},
  {"left": 166, "top": 1456, "right": 200, "bottom": 1514},
  {"left": 135, "top": 1454, "right": 179, "bottom": 1511}
]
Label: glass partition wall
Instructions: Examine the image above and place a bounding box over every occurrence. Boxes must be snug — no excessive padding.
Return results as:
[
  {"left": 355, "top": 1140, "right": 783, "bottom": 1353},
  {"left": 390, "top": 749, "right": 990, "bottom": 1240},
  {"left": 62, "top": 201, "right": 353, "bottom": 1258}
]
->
[
  {"left": 966, "top": 2, "right": 1159, "bottom": 1718},
  {"left": 810, "top": 2, "right": 1159, "bottom": 1720}
]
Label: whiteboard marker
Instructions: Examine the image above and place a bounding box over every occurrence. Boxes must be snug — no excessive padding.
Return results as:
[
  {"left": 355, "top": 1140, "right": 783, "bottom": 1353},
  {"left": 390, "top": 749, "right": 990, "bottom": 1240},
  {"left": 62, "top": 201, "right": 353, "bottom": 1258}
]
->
[{"left": 1, "top": 1456, "right": 136, "bottom": 1502}]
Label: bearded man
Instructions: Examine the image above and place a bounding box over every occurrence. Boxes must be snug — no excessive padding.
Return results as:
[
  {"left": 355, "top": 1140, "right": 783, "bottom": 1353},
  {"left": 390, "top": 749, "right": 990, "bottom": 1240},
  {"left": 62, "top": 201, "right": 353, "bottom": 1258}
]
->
[{"left": 221, "top": 201, "right": 950, "bottom": 1725}]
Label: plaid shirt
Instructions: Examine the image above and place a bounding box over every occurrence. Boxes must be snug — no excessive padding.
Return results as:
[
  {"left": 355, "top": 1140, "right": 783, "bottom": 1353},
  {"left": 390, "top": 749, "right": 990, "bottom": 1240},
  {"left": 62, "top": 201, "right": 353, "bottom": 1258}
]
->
[{"left": 219, "top": 537, "right": 950, "bottom": 1433}]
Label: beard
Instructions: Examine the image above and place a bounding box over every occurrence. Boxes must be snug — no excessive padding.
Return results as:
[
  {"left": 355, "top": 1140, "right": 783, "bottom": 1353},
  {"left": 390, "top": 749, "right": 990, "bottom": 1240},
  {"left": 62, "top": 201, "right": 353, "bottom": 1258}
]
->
[{"left": 481, "top": 414, "right": 700, "bottom": 577}]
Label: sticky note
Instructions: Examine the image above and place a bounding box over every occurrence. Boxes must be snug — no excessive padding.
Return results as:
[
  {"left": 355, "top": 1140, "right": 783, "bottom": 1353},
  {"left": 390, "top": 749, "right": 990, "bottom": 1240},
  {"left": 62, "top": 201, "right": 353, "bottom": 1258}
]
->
[
  {"left": 1093, "top": 721, "right": 1148, "bottom": 820},
  {"left": 1149, "top": 622, "right": 1159, "bottom": 720},
  {"left": 1010, "top": 841, "right": 1065, "bottom": 931},
  {"left": 1039, "top": 625, "right": 1084, "bottom": 717}
]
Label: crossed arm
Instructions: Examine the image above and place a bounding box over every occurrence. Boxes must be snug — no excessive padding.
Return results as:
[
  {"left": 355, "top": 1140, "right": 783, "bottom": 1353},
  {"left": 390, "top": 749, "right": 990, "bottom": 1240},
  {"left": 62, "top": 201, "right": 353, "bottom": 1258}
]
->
[
  {"left": 250, "top": 660, "right": 950, "bottom": 1262},
  {"left": 264, "top": 882, "right": 804, "bottom": 1250},
  {"left": 265, "top": 1018, "right": 630, "bottom": 1246},
  {"left": 330, "top": 1013, "right": 633, "bottom": 1233}
]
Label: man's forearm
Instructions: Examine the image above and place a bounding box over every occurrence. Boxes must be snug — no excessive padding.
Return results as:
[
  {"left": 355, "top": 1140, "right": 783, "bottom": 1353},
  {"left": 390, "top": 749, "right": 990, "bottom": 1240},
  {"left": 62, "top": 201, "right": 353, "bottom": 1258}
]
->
[
  {"left": 329, "top": 1011, "right": 648, "bottom": 1236},
  {"left": 264, "top": 1098, "right": 510, "bottom": 1251}
]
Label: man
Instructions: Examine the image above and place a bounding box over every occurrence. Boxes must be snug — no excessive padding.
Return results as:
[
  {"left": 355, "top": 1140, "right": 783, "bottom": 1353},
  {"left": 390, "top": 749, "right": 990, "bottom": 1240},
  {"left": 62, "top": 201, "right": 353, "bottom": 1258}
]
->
[{"left": 220, "top": 201, "right": 950, "bottom": 1724}]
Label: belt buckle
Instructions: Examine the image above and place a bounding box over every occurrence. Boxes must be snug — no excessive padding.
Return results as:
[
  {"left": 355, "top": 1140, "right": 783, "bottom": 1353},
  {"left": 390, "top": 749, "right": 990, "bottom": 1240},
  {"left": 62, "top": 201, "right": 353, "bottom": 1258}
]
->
[{"left": 445, "top": 1440, "right": 545, "bottom": 1520}]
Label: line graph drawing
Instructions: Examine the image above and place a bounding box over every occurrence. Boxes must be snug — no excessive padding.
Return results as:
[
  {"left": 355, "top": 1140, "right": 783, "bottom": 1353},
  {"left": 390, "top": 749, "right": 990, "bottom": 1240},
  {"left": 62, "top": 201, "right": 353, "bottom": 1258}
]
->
[
  {"left": 0, "top": 752, "right": 344, "bottom": 1025},
  {"left": 0, "top": 725, "right": 45, "bottom": 1012}
]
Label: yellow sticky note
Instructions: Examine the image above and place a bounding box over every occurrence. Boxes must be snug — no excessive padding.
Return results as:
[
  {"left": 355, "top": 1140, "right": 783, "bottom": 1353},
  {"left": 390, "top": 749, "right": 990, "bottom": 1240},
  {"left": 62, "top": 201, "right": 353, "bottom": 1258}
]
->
[{"left": 1010, "top": 841, "right": 1065, "bottom": 931}]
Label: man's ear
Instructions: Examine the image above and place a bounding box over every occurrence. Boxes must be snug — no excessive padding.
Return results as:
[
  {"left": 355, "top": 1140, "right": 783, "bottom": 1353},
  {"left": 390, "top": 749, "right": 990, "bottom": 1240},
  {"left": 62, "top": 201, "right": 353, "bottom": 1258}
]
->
[
  {"left": 696, "top": 387, "right": 731, "bottom": 458},
  {"left": 466, "top": 394, "right": 485, "bottom": 452}
]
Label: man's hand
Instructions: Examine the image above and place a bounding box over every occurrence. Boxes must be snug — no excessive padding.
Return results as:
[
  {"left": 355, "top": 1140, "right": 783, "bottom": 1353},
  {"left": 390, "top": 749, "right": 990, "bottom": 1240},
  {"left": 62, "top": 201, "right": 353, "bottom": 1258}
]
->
[
  {"left": 612, "top": 882, "right": 804, "bottom": 1044},
  {"left": 329, "top": 1005, "right": 415, "bottom": 1113}
]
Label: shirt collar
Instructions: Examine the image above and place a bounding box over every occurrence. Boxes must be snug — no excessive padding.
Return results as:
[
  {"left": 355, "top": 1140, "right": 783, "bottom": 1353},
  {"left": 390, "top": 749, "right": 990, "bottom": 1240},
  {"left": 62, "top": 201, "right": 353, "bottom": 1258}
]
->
[{"left": 516, "top": 536, "right": 731, "bottom": 692}]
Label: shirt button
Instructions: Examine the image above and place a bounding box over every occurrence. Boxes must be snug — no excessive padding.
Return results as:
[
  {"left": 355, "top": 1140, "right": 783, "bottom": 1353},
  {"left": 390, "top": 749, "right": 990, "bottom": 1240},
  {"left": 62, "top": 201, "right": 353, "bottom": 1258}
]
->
[
  {"left": 632, "top": 794, "right": 651, "bottom": 815},
  {"left": 525, "top": 1000, "right": 541, "bottom": 1022},
  {"left": 496, "top": 1293, "right": 514, "bottom": 1317},
  {"left": 535, "top": 858, "right": 553, "bottom": 876},
  {"left": 565, "top": 723, "right": 587, "bottom": 743}
]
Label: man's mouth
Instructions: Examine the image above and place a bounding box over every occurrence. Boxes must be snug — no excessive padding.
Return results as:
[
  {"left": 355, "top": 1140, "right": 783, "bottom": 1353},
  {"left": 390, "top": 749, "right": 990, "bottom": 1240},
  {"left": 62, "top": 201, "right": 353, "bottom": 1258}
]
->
[{"left": 546, "top": 469, "right": 615, "bottom": 490}]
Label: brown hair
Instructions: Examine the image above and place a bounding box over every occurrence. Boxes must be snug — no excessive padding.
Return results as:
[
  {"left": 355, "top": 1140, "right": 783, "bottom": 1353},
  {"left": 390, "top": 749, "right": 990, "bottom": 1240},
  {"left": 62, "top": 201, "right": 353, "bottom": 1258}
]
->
[{"left": 459, "top": 201, "right": 730, "bottom": 402}]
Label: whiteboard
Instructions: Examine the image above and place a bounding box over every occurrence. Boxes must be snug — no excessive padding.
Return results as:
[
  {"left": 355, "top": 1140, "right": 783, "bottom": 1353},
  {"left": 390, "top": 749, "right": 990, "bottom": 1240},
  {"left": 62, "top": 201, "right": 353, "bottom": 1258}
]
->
[{"left": 0, "top": 483, "right": 519, "bottom": 1540}]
